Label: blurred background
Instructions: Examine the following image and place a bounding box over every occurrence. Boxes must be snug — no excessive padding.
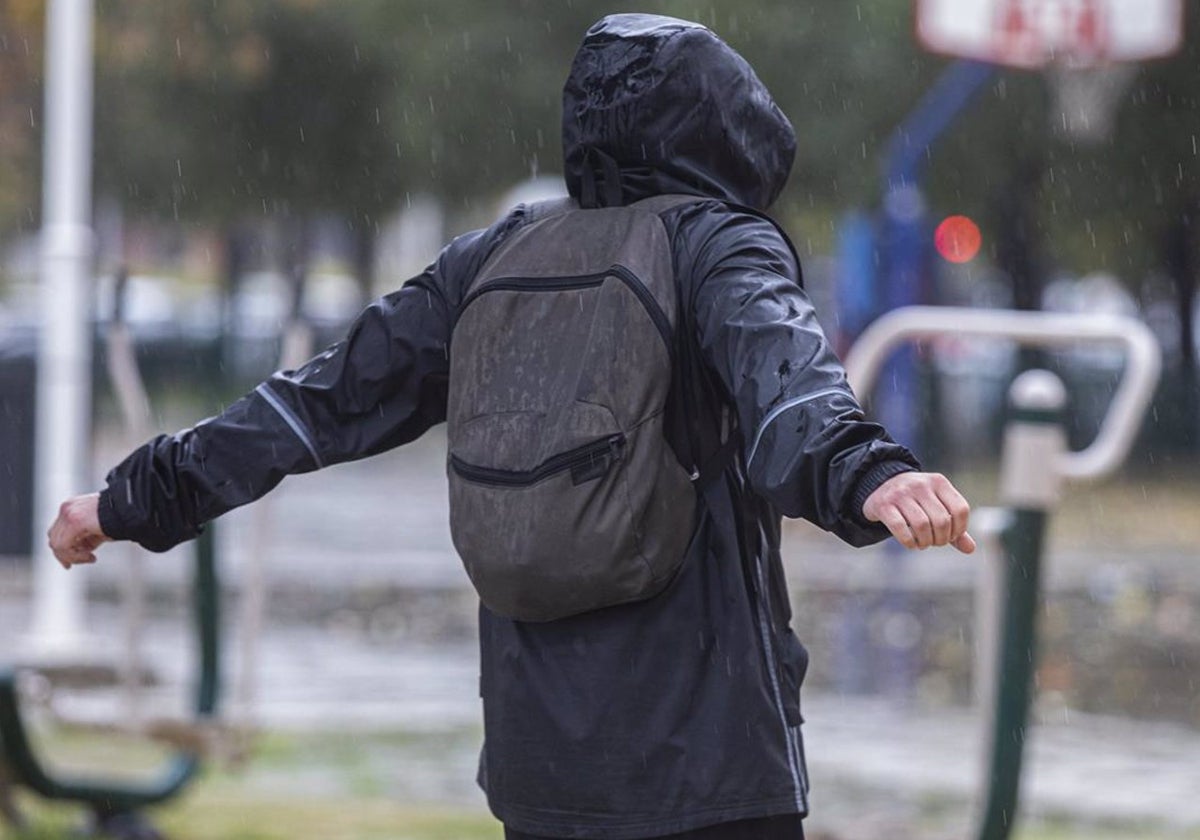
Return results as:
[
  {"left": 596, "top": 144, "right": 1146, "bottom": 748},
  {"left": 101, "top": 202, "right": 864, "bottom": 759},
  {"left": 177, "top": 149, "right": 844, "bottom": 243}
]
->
[{"left": 0, "top": 1, "right": 1197, "bottom": 838}]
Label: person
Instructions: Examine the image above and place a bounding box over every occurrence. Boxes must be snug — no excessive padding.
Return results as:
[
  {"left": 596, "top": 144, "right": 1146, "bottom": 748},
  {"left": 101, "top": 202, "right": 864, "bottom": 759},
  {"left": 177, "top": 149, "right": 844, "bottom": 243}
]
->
[{"left": 49, "top": 13, "right": 974, "bottom": 840}]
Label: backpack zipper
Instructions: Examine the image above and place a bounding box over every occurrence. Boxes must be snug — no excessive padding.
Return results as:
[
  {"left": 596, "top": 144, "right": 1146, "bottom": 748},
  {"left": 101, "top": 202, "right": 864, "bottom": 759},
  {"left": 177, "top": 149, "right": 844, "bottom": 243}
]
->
[
  {"left": 608, "top": 265, "right": 673, "bottom": 363},
  {"left": 460, "top": 272, "right": 609, "bottom": 311},
  {"left": 451, "top": 433, "right": 626, "bottom": 487},
  {"left": 460, "top": 265, "right": 674, "bottom": 362}
]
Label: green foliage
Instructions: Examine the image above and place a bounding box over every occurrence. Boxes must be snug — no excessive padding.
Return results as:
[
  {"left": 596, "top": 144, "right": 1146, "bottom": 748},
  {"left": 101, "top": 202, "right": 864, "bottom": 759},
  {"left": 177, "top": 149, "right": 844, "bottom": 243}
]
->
[
  {"left": 0, "top": 0, "right": 1193, "bottom": 282},
  {"left": 0, "top": 0, "right": 45, "bottom": 236},
  {"left": 94, "top": 0, "right": 403, "bottom": 226}
]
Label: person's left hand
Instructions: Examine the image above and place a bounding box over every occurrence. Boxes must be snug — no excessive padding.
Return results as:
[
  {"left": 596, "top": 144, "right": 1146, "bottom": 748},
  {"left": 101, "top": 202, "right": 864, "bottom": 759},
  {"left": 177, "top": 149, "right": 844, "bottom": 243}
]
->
[{"left": 862, "top": 472, "right": 975, "bottom": 554}]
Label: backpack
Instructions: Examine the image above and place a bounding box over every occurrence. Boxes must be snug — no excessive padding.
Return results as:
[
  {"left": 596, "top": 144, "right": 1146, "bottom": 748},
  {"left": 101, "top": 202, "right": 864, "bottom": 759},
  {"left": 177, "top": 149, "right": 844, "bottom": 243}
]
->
[{"left": 446, "top": 195, "right": 700, "bottom": 622}]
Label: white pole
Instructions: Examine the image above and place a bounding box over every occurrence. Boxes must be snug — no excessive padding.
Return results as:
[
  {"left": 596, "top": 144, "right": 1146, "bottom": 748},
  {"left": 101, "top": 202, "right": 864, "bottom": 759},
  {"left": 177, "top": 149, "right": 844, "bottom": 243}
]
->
[{"left": 27, "top": 0, "right": 95, "bottom": 659}]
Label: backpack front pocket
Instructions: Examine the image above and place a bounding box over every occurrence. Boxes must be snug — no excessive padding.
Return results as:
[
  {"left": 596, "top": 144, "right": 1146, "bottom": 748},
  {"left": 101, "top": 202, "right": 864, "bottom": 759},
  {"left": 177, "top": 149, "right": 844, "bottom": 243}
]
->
[
  {"left": 450, "top": 434, "right": 626, "bottom": 488},
  {"left": 449, "top": 431, "right": 657, "bottom": 622}
]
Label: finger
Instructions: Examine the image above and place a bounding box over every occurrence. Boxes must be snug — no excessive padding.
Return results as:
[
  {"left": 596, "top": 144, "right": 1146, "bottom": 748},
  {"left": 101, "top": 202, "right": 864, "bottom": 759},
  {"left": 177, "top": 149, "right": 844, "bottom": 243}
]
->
[
  {"left": 896, "top": 497, "right": 934, "bottom": 549},
  {"left": 876, "top": 505, "right": 918, "bottom": 550},
  {"left": 48, "top": 512, "right": 80, "bottom": 551},
  {"left": 933, "top": 477, "right": 971, "bottom": 541},
  {"left": 914, "top": 484, "right": 953, "bottom": 546},
  {"left": 47, "top": 518, "right": 67, "bottom": 549},
  {"left": 79, "top": 533, "right": 108, "bottom": 552},
  {"left": 52, "top": 531, "right": 99, "bottom": 568},
  {"left": 953, "top": 532, "right": 977, "bottom": 554},
  {"left": 49, "top": 532, "right": 74, "bottom": 567},
  {"left": 54, "top": 546, "right": 90, "bottom": 569}
]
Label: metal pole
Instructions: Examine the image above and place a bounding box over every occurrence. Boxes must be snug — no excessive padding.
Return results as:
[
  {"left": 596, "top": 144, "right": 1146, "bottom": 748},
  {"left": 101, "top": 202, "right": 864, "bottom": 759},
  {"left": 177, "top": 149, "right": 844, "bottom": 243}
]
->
[
  {"left": 976, "top": 370, "right": 1067, "bottom": 840},
  {"left": 867, "top": 62, "right": 998, "bottom": 700},
  {"left": 27, "top": 0, "right": 95, "bottom": 658},
  {"left": 842, "top": 308, "right": 1160, "bottom": 838}
]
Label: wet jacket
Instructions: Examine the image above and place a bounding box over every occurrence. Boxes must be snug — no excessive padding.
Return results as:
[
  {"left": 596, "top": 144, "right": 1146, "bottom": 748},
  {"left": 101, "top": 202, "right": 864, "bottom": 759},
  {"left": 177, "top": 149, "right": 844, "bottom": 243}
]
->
[{"left": 98, "top": 14, "right": 918, "bottom": 839}]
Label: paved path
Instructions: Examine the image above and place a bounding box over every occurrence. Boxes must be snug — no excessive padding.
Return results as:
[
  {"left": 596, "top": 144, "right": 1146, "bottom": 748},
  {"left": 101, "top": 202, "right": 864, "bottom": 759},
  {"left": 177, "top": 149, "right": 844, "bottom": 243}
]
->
[{"left": 3, "top": 592, "right": 1199, "bottom": 834}]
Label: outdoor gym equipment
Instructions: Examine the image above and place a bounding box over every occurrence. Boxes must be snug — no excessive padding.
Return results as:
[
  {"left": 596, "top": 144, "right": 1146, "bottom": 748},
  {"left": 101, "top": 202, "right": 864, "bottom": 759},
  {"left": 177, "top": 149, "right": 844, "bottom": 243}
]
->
[
  {"left": 844, "top": 304, "right": 1162, "bottom": 840},
  {"left": 0, "top": 525, "right": 221, "bottom": 839}
]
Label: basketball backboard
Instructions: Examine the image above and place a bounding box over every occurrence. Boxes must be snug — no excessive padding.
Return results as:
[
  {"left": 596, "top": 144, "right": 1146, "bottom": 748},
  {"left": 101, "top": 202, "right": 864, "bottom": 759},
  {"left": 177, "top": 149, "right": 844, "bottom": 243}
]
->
[{"left": 917, "top": 0, "right": 1183, "bottom": 69}]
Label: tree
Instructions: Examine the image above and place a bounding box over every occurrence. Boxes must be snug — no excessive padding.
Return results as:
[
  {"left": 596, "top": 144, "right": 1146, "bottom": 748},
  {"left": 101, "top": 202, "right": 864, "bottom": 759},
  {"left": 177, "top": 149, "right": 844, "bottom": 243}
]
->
[
  {"left": 0, "top": 0, "right": 44, "bottom": 242},
  {"left": 93, "top": 0, "right": 409, "bottom": 318}
]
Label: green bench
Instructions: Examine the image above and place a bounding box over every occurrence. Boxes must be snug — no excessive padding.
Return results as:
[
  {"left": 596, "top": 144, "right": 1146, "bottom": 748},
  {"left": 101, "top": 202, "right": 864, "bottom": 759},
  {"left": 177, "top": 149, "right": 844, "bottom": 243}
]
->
[{"left": 0, "top": 526, "right": 221, "bottom": 839}]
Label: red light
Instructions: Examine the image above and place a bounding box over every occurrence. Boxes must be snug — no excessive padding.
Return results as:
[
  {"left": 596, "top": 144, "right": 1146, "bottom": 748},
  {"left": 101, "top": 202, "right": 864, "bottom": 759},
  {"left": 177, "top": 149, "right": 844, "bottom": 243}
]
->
[{"left": 935, "top": 215, "right": 982, "bottom": 264}]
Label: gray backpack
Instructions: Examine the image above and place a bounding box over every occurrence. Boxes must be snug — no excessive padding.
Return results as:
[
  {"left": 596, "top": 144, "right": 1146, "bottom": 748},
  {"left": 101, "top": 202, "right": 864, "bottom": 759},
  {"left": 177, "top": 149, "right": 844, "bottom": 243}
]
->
[{"left": 447, "top": 196, "right": 698, "bottom": 622}]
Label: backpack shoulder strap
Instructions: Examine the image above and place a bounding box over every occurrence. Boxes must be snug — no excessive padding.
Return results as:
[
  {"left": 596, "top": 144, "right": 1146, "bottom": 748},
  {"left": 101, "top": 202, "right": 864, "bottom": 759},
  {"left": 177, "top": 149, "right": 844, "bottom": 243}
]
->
[
  {"left": 521, "top": 196, "right": 579, "bottom": 224},
  {"left": 629, "top": 194, "right": 708, "bottom": 215}
]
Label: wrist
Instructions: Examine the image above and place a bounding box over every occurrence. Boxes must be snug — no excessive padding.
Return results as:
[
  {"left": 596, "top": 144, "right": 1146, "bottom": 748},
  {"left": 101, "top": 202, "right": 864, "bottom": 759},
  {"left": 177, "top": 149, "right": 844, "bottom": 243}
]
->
[
  {"left": 96, "top": 488, "right": 124, "bottom": 540},
  {"left": 851, "top": 461, "right": 917, "bottom": 523}
]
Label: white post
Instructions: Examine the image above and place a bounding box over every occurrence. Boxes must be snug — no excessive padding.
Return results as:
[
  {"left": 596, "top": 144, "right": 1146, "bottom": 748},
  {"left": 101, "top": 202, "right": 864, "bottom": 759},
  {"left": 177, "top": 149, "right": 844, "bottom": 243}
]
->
[{"left": 27, "top": 0, "right": 95, "bottom": 660}]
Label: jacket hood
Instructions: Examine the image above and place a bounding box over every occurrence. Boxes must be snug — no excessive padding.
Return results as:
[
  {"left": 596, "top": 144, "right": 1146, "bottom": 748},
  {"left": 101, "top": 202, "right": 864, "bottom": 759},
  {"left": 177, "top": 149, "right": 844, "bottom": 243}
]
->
[{"left": 562, "top": 14, "right": 795, "bottom": 211}]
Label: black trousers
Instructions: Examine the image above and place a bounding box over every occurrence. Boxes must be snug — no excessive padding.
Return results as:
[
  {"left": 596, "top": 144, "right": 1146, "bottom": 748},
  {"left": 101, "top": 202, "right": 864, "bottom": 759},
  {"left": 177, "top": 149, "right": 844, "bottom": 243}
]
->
[{"left": 505, "top": 813, "right": 806, "bottom": 839}]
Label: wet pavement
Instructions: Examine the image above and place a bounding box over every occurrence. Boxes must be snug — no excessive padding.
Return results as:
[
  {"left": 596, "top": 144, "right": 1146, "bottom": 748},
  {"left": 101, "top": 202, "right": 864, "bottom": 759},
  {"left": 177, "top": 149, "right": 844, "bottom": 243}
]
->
[{"left": 2, "top": 428, "right": 1199, "bottom": 834}]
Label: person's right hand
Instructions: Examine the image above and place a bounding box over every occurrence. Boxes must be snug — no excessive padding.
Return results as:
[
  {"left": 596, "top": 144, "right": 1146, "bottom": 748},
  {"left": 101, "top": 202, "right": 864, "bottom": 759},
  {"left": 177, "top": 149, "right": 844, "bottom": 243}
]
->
[
  {"left": 862, "top": 471, "right": 975, "bottom": 554},
  {"left": 47, "top": 492, "right": 110, "bottom": 569}
]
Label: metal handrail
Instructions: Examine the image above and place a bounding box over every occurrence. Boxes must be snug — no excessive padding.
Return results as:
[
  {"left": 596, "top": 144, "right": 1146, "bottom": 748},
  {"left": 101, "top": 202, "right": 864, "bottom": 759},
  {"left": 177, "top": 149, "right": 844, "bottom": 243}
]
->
[
  {"left": 843, "top": 306, "right": 1162, "bottom": 840},
  {"left": 843, "top": 305, "right": 1162, "bottom": 481}
]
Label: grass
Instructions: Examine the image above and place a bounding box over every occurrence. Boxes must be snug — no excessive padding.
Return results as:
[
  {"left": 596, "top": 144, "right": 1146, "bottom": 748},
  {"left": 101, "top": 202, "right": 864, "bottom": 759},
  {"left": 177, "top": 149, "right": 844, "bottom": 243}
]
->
[
  {"left": 14, "top": 793, "right": 1200, "bottom": 840},
  {"left": 8, "top": 726, "right": 1200, "bottom": 839},
  {"left": 11, "top": 794, "right": 503, "bottom": 840},
  {"left": 1015, "top": 821, "right": 1200, "bottom": 840},
  {"left": 6, "top": 726, "right": 503, "bottom": 839}
]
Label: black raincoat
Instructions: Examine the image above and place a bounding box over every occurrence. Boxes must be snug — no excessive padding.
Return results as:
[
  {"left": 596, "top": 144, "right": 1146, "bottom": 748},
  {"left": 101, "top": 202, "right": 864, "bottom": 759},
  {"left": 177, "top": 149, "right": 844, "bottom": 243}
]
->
[{"left": 99, "top": 14, "right": 918, "bottom": 839}]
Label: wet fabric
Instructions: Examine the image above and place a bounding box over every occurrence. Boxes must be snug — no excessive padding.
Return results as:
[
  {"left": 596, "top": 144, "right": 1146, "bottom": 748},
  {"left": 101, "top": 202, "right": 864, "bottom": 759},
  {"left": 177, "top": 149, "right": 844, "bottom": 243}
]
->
[
  {"left": 97, "top": 13, "right": 919, "bottom": 840},
  {"left": 562, "top": 14, "right": 796, "bottom": 211},
  {"left": 446, "top": 199, "right": 696, "bottom": 622}
]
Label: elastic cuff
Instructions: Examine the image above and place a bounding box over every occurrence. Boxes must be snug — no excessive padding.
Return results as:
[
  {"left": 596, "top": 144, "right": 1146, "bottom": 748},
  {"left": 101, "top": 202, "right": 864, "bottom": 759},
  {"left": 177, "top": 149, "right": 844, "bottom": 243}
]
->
[
  {"left": 96, "top": 487, "right": 126, "bottom": 541},
  {"left": 850, "top": 460, "right": 918, "bottom": 524}
]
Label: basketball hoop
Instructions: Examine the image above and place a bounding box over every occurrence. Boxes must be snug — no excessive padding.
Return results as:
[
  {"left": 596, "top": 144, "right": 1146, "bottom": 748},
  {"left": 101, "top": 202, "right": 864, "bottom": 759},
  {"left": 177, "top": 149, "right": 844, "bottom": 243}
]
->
[
  {"left": 918, "top": 0, "right": 1182, "bottom": 69},
  {"left": 917, "top": 0, "right": 1182, "bottom": 143}
]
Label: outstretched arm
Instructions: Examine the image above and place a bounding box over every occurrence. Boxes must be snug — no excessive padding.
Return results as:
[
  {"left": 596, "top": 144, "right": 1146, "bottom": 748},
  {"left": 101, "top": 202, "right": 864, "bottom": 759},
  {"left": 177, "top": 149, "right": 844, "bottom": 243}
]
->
[
  {"left": 684, "top": 205, "right": 973, "bottom": 552},
  {"left": 49, "top": 227, "right": 495, "bottom": 566}
]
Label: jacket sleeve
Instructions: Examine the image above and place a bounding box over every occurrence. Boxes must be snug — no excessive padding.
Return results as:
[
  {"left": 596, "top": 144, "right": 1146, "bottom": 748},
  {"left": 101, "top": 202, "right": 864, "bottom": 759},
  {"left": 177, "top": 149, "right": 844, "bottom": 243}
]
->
[
  {"left": 682, "top": 204, "right": 919, "bottom": 546},
  {"left": 98, "top": 228, "right": 491, "bottom": 552}
]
